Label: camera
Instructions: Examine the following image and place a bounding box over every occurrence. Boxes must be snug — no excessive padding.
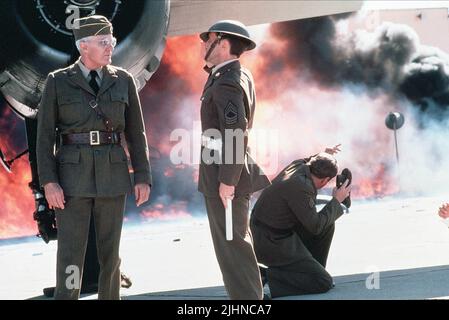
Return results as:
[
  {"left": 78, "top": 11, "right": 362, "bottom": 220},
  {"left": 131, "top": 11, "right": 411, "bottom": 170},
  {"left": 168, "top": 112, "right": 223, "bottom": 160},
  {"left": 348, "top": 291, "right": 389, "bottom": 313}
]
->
[
  {"left": 33, "top": 195, "right": 57, "bottom": 243},
  {"left": 336, "top": 168, "right": 352, "bottom": 208}
]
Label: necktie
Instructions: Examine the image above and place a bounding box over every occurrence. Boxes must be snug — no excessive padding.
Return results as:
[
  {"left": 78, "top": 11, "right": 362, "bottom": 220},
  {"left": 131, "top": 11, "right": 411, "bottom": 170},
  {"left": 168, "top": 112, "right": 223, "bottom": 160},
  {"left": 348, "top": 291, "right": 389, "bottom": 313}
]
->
[{"left": 89, "top": 70, "right": 100, "bottom": 95}]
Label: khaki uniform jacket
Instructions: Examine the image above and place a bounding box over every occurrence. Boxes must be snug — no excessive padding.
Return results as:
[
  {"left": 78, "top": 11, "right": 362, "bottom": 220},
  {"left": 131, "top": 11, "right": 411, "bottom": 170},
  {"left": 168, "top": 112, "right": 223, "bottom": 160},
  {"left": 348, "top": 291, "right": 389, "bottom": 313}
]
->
[
  {"left": 198, "top": 60, "right": 270, "bottom": 197},
  {"left": 36, "top": 62, "right": 152, "bottom": 197},
  {"left": 251, "top": 159, "right": 343, "bottom": 266}
]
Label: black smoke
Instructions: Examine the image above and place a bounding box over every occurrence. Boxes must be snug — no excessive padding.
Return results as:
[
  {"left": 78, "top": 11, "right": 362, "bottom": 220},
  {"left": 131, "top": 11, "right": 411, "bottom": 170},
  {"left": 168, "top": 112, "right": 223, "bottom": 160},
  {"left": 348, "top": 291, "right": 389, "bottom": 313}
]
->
[
  {"left": 400, "top": 48, "right": 449, "bottom": 115},
  {"left": 264, "top": 13, "right": 449, "bottom": 118}
]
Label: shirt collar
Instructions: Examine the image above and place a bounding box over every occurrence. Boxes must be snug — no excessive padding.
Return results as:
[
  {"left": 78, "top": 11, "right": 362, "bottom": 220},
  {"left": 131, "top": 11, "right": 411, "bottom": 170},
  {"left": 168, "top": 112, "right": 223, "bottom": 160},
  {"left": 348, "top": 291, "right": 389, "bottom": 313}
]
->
[
  {"left": 77, "top": 59, "right": 104, "bottom": 80},
  {"left": 211, "top": 59, "right": 238, "bottom": 75}
]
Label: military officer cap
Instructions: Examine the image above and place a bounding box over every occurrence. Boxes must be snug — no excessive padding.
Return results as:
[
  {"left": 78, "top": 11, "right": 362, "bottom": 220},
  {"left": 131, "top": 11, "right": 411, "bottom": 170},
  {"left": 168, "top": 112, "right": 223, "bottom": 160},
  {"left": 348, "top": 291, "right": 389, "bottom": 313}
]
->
[
  {"left": 200, "top": 20, "right": 256, "bottom": 51},
  {"left": 72, "top": 15, "right": 113, "bottom": 41}
]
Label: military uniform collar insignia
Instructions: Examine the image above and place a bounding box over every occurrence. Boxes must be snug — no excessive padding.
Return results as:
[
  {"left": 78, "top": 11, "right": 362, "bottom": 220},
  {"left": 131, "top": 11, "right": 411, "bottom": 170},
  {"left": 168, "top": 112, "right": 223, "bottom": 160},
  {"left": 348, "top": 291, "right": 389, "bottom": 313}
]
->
[
  {"left": 68, "top": 63, "right": 80, "bottom": 76},
  {"left": 103, "top": 65, "right": 118, "bottom": 78}
]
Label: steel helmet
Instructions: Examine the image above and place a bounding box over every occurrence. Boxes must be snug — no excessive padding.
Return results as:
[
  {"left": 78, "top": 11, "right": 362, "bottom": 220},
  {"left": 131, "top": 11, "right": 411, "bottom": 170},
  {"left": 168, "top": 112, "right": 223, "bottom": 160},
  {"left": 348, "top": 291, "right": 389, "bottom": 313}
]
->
[{"left": 200, "top": 20, "right": 256, "bottom": 50}]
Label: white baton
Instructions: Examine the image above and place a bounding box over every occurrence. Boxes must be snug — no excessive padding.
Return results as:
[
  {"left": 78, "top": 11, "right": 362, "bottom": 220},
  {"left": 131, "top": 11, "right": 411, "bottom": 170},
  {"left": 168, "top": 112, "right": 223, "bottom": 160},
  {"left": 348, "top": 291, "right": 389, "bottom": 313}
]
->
[{"left": 226, "top": 198, "right": 233, "bottom": 241}]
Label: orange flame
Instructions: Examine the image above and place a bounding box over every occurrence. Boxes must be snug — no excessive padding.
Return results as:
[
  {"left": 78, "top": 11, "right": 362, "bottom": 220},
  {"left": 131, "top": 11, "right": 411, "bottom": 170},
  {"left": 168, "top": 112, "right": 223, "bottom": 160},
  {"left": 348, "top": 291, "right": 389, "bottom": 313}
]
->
[
  {"left": 140, "top": 202, "right": 191, "bottom": 221},
  {"left": 161, "top": 34, "right": 207, "bottom": 93},
  {"left": 352, "top": 164, "right": 400, "bottom": 198},
  {"left": 0, "top": 150, "right": 35, "bottom": 239}
]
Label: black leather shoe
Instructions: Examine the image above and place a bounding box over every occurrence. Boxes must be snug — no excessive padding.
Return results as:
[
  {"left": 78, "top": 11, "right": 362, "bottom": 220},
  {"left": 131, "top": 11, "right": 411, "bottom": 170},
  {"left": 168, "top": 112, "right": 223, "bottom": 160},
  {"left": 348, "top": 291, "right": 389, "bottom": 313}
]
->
[{"left": 43, "top": 287, "right": 55, "bottom": 298}]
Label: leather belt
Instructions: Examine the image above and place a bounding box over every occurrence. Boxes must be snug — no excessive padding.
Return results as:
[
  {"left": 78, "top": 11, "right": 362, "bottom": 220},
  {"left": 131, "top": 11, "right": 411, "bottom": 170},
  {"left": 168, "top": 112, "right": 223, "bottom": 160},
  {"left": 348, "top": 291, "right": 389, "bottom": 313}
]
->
[{"left": 61, "top": 131, "right": 121, "bottom": 146}]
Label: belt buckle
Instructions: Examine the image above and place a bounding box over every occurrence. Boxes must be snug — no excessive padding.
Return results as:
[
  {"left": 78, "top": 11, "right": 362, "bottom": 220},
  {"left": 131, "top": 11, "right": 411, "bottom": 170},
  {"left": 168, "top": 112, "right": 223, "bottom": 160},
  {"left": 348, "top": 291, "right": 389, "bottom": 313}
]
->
[{"left": 90, "top": 131, "right": 100, "bottom": 145}]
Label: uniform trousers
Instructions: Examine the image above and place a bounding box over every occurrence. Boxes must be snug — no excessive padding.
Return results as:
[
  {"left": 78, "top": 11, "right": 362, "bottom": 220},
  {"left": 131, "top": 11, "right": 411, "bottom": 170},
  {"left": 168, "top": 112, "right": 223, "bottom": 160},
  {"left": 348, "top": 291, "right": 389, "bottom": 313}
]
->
[
  {"left": 252, "top": 219, "right": 335, "bottom": 298},
  {"left": 204, "top": 195, "right": 263, "bottom": 300},
  {"left": 54, "top": 195, "right": 126, "bottom": 300}
]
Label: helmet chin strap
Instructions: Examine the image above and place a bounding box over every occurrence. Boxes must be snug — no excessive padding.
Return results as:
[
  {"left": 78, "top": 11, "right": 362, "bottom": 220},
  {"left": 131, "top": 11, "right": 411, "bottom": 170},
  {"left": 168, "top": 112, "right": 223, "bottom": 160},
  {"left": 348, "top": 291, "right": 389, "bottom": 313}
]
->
[{"left": 203, "top": 33, "right": 222, "bottom": 73}]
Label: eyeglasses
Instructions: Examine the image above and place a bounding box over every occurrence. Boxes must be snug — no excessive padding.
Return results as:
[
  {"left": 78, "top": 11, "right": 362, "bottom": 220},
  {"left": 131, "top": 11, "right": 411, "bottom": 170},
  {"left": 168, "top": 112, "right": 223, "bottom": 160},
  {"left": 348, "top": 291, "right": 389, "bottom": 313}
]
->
[{"left": 83, "top": 37, "right": 117, "bottom": 48}]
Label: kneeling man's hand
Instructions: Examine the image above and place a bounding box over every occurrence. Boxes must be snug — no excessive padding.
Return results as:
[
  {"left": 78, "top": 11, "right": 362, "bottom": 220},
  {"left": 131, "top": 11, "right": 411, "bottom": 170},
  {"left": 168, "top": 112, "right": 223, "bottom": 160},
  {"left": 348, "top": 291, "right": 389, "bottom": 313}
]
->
[{"left": 333, "top": 179, "right": 351, "bottom": 203}]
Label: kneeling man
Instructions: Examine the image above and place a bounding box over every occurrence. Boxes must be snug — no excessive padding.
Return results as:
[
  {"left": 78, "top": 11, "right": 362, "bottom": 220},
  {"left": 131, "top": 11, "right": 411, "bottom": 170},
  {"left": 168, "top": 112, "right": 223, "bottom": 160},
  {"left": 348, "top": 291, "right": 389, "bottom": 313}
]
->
[{"left": 250, "top": 152, "right": 350, "bottom": 298}]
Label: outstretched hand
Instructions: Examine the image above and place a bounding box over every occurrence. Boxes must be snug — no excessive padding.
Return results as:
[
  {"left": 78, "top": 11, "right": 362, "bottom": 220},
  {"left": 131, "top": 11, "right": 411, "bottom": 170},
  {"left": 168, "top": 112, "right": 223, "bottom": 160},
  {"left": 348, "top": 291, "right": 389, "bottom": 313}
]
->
[{"left": 324, "top": 144, "right": 342, "bottom": 155}]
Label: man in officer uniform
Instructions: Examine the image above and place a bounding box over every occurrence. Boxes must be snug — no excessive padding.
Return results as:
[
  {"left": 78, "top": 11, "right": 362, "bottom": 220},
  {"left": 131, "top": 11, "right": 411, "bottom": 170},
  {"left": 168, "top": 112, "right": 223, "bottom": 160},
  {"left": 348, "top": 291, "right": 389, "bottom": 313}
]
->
[
  {"left": 198, "top": 20, "right": 271, "bottom": 300},
  {"left": 36, "top": 15, "right": 151, "bottom": 300},
  {"left": 250, "top": 152, "right": 351, "bottom": 298}
]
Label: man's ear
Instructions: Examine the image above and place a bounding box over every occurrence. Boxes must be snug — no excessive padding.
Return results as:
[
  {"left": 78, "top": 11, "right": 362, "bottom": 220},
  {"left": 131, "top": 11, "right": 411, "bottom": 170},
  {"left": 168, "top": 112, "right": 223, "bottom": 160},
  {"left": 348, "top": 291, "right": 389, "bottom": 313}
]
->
[
  {"left": 322, "top": 177, "right": 331, "bottom": 186},
  {"left": 221, "top": 38, "right": 230, "bottom": 50},
  {"left": 79, "top": 42, "right": 87, "bottom": 53}
]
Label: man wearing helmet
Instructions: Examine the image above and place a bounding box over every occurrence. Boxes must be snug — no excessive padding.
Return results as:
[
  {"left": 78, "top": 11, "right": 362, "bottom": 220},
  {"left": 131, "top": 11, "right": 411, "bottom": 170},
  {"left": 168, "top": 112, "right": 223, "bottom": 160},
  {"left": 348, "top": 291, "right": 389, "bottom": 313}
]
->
[{"left": 198, "top": 20, "right": 271, "bottom": 300}]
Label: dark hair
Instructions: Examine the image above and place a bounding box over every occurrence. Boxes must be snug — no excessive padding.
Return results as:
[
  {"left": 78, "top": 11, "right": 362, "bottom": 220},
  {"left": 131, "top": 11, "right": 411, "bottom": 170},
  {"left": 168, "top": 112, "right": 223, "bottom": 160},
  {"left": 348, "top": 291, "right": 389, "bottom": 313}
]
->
[
  {"left": 307, "top": 153, "right": 338, "bottom": 179},
  {"left": 221, "top": 35, "right": 250, "bottom": 57}
]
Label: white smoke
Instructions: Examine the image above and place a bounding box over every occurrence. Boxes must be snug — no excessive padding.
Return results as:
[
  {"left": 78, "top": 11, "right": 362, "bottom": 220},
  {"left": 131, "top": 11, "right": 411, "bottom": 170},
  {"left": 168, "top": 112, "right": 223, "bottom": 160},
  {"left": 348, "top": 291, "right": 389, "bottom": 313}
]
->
[{"left": 397, "top": 100, "right": 449, "bottom": 196}]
